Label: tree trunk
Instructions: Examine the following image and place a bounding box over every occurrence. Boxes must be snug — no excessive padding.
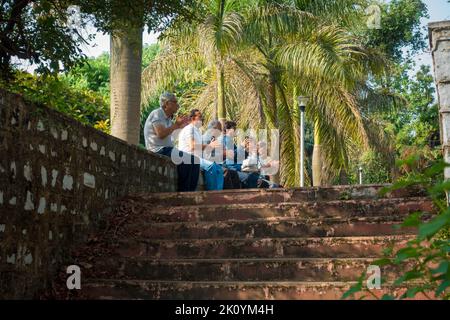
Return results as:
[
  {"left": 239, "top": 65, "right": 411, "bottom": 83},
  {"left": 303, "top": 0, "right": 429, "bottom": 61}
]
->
[
  {"left": 339, "top": 169, "right": 349, "bottom": 185},
  {"left": 267, "top": 75, "right": 280, "bottom": 184},
  {"left": 217, "top": 65, "right": 226, "bottom": 129},
  {"left": 312, "top": 121, "right": 324, "bottom": 186},
  {"left": 110, "top": 26, "right": 143, "bottom": 145}
]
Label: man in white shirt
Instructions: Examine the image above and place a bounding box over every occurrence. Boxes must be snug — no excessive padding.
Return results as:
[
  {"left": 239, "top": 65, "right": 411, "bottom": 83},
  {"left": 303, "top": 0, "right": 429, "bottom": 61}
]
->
[
  {"left": 178, "top": 109, "right": 224, "bottom": 190},
  {"left": 257, "top": 141, "right": 280, "bottom": 177},
  {"left": 256, "top": 141, "right": 281, "bottom": 188},
  {"left": 143, "top": 92, "right": 200, "bottom": 192}
]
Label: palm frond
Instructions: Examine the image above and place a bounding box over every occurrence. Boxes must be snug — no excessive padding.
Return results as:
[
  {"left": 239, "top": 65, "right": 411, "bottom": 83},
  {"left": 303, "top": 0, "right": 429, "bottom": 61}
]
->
[
  {"left": 292, "top": 0, "right": 369, "bottom": 28},
  {"left": 276, "top": 25, "right": 370, "bottom": 90}
]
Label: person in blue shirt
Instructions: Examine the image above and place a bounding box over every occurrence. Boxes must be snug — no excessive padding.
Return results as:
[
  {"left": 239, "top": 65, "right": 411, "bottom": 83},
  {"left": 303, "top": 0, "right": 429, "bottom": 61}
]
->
[{"left": 217, "top": 121, "right": 260, "bottom": 188}]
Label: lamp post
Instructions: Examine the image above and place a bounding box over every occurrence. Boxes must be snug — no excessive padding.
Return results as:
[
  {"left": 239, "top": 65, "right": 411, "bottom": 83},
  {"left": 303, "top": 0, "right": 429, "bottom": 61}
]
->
[
  {"left": 358, "top": 166, "right": 363, "bottom": 185},
  {"left": 298, "top": 96, "right": 309, "bottom": 188}
]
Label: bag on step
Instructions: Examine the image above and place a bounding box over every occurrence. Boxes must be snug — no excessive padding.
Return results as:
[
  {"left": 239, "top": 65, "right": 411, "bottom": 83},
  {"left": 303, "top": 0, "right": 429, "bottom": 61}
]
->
[
  {"left": 257, "top": 178, "right": 271, "bottom": 189},
  {"left": 242, "top": 172, "right": 260, "bottom": 189},
  {"left": 223, "top": 167, "right": 241, "bottom": 189}
]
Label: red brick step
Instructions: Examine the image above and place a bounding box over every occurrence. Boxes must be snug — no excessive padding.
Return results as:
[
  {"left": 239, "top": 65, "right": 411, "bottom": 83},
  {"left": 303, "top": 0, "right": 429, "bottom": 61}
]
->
[
  {"left": 126, "top": 216, "right": 418, "bottom": 240},
  {"left": 80, "top": 279, "right": 430, "bottom": 300},
  {"left": 69, "top": 185, "right": 435, "bottom": 300},
  {"left": 134, "top": 197, "right": 433, "bottom": 223},
  {"left": 90, "top": 257, "right": 404, "bottom": 282},
  {"left": 114, "top": 235, "right": 414, "bottom": 259},
  {"left": 129, "top": 184, "right": 427, "bottom": 207}
]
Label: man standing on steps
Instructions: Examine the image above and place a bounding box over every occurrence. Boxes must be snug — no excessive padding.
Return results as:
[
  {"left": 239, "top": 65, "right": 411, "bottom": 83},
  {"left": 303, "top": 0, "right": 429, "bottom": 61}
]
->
[{"left": 143, "top": 92, "right": 200, "bottom": 192}]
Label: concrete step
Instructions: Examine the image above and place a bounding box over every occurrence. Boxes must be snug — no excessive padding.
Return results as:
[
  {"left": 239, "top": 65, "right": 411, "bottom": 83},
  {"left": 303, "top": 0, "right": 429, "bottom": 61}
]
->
[
  {"left": 128, "top": 184, "right": 427, "bottom": 207},
  {"left": 89, "top": 257, "right": 404, "bottom": 282},
  {"left": 126, "top": 216, "right": 419, "bottom": 240},
  {"left": 69, "top": 186, "right": 436, "bottom": 300},
  {"left": 114, "top": 235, "right": 414, "bottom": 259},
  {"left": 80, "top": 279, "right": 429, "bottom": 300},
  {"left": 131, "top": 197, "right": 434, "bottom": 223}
]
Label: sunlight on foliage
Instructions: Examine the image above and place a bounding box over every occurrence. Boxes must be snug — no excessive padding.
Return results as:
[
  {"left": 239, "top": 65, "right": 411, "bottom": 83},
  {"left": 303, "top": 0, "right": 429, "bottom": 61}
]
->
[{"left": 342, "top": 155, "right": 450, "bottom": 300}]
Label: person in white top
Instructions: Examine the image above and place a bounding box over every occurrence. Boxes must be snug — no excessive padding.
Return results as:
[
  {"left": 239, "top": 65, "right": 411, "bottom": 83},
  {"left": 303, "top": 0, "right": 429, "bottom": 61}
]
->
[
  {"left": 143, "top": 92, "right": 200, "bottom": 192},
  {"left": 178, "top": 109, "right": 224, "bottom": 190},
  {"left": 257, "top": 141, "right": 279, "bottom": 177}
]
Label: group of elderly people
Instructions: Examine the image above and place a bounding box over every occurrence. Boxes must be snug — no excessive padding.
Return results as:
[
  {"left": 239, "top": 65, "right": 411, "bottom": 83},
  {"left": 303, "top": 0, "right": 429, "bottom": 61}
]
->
[{"left": 144, "top": 92, "right": 281, "bottom": 192}]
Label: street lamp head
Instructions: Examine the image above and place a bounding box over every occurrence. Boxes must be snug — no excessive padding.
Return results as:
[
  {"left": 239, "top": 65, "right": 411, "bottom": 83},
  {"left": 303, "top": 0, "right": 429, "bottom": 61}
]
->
[{"left": 297, "top": 96, "right": 310, "bottom": 107}]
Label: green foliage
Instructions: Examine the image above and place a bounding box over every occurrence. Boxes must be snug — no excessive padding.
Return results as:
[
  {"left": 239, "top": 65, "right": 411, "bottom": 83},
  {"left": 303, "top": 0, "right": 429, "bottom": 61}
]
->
[
  {"left": 2, "top": 0, "right": 442, "bottom": 189},
  {"left": 362, "top": 0, "right": 429, "bottom": 62},
  {"left": 0, "top": 71, "right": 109, "bottom": 128},
  {"left": 349, "top": 0, "right": 438, "bottom": 185},
  {"left": 351, "top": 62, "right": 441, "bottom": 184},
  {"left": 2, "top": 42, "right": 166, "bottom": 137},
  {"left": 1, "top": 0, "right": 199, "bottom": 79},
  {"left": 342, "top": 156, "right": 450, "bottom": 300},
  {"left": 61, "top": 44, "right": 161, "bottom": 100},
  {"left": 142, "top": 44, "right": 161, "bottom": 69},
  {"left": 93, "top": 119, "right": 111, "bottom": 134},
  {"left": 0, "top": 0, "right": 91, "bottom": 78},
  {"left": 64, "top": 53, "right": 111, "bottom": 97},
  {"left": 392, "top": 65, "right": 439, "bottom": 151},
  {"left": 73, "top": 0, "right": 201, "bottom": 32},
  {"left": 142, "top": 0, "right": 396, "bottom": 187},
  {"left": 347, "top": 149, "right": 391, "bottom": 185},
  {"left": 20, "top": 43, "right": 163, "bottom": 137}
]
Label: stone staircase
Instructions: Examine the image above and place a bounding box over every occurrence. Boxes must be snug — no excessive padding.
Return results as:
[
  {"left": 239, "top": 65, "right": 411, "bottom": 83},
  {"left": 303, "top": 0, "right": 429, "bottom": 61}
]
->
[{"left": 74, "top": 185, "right": 435, "bottom": 300}]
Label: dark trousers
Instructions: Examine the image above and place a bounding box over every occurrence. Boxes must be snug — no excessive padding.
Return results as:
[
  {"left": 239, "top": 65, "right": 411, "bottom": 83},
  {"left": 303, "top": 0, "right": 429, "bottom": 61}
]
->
[{"left": 157, "top": 147, "right": 200, "bottom": 192}]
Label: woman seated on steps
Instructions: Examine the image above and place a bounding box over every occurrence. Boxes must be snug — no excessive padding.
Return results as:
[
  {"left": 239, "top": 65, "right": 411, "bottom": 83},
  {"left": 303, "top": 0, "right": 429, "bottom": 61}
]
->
[
  {"left": 178, "top": 109, "right": 224, "bottom": 191},
  {"left": 256, "top": 141, "right": 282, "bottom": 188},
  {"left": 218, "top": 127, "right": 279, "bottom": 189},
  {"left": 241, "top": 139, "right": 282, "bottom": 189}
]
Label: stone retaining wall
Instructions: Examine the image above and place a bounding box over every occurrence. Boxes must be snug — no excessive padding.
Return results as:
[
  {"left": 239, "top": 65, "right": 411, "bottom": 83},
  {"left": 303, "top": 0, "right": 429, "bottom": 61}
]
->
[{"left": 0, "top": 89, "right": 177, "bottom": 298}]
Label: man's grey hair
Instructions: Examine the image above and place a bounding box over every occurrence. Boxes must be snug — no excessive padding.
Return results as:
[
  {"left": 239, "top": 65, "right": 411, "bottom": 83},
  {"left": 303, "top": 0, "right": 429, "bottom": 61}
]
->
[
  {"left": 207, "top": 120, "right": 222, "bottom": 130},
  {"left": 159, "top": 92, "right": 177, "bottom": 108}
]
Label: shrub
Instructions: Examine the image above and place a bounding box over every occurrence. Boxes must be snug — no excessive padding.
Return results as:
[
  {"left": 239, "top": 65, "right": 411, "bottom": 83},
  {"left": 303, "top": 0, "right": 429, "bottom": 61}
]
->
[{"left": 342, "top": 156, "right": 450, "bottom": 300}]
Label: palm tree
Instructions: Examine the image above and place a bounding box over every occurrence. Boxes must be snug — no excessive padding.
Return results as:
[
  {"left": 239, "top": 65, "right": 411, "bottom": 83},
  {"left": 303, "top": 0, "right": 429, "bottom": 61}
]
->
[
  {"left": 110, "top": 26, "right": 143, "bottom": 145},
  {"left": 108, "top": 1, "right": 145, "bottom": 145},
  {"left": 239, "top": 0, "right": 390, "bottom": 186},
  {"left": 142, "top": 0, "right": 244, "bottom": 128}
]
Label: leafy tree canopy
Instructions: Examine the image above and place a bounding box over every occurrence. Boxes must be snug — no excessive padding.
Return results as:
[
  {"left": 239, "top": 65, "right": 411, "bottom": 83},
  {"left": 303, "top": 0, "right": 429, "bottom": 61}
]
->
[
  {"left": 61, "top": 43, "right": 160, "bottom": 99},
  {"left": 63, "top": 52, "right": 110, "bottom": 96},
  {"left": 74, "top": 0, "right": 200, "bottom": 32},
  {"left": 0, "top": 0, "right": 90, "bottom": 78},
  {"left": 0, "top": 0, "right": 198, "bottom": 79},
  {"left": 0, "top": 70, "right": 109, "bottom": 126},
  {"left": 363, "top": 0, "right": 429, "bottom": 62},
  {"left": 142, "top": 43, "right": 160, "bottom": 69}
]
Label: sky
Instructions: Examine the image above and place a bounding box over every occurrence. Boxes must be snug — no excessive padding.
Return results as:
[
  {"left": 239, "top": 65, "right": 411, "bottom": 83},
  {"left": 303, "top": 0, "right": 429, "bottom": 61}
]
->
[
  {"left": 19, "top": 0, "right": 450, "bottom": 73},
  {"left": 79, "top": 0, "right": 450, "bottom": 72},
  {"left": 411, "top": 0, "right": 450, "bottom": 73},
  {"left": 81, "top": 28, "right": 159, "bottom": 58}
]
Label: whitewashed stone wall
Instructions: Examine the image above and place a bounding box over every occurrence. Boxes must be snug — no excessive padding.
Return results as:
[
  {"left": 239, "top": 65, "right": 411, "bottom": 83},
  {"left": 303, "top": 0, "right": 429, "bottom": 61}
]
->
[
  {"left": 429, "top": 21, "right": 450, "bottom": 204},
  {"left": 0, "top": 89, "right": 177, "bottom": 298}
]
